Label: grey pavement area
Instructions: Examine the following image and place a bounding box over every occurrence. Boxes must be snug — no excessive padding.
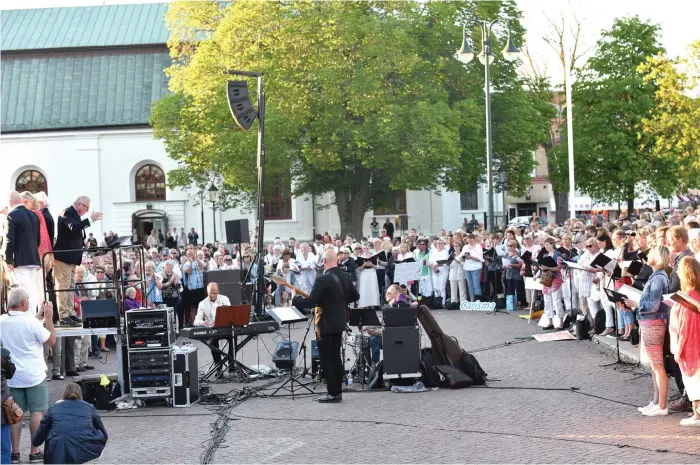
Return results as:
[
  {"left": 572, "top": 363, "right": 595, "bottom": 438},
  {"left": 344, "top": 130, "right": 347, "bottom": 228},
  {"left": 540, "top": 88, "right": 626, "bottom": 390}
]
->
[{"left": 13, "top": 309, "right": 700, "bottom": 464}]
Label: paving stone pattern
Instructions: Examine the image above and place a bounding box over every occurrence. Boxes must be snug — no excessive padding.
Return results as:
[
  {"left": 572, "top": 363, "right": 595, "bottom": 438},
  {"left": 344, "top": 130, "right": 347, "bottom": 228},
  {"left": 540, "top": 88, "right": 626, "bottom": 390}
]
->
[{"left": 15, "top": 309, "right": 700, "bottom": 463}]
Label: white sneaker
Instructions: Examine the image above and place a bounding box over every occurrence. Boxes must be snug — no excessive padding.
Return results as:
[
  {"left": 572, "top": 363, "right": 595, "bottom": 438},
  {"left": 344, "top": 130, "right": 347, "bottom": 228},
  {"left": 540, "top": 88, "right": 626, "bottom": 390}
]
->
[
  {"left": 637, "top": 401, "right": 656, "bottom": 413},
  {"left": 642, "top": 404, "right": 668, "bottom": 416},
  {"left": 679, "top": 416, "right": 700, "bottom": 426}
]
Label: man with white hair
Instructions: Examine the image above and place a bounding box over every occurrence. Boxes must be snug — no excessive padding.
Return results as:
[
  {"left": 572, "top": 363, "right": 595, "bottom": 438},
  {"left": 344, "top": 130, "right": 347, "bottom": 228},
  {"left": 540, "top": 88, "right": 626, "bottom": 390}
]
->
[
  {"left": 0, "top": 289, "right": 56, "bottom": 463},
  {"left": 53, "top": 195, "right": 102, "bottom": 326},
  {"left": 4, "top": 191, "right": 41, "bottom": 317}
]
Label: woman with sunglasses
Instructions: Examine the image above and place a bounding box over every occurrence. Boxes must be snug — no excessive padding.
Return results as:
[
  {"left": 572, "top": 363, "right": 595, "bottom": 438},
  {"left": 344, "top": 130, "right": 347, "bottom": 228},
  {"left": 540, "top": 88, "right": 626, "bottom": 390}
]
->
[{"left": 574, "top": 238, "right": 603, "bottom": 330}]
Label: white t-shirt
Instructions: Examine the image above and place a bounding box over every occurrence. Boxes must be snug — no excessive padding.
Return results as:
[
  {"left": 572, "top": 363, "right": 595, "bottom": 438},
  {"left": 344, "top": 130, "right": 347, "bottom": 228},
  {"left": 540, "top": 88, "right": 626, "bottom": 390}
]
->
[{"left": 0, "top": 311, "right": 51, "bottom": 388}]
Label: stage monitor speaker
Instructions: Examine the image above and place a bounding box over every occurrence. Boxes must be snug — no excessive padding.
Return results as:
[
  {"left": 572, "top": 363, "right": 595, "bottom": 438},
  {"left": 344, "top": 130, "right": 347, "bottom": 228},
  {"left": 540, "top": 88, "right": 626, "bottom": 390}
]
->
[
  {"left": 227, "top": 81, "right": 257, "bottom": 131},
  {"left": 204, "top": 270, "right": 242, "bottom": 305},
  {"left": 395, "top": 214, "right": 408, "bottom": 231},
  {"left": 272, "top": 341, "right": 300, "bottom": 370},
  {"left": 225, "top": 219, "right": 250, "bottom": 244},
  {"left": 382, "top": 326, "right": 420, "bottom": 377}
]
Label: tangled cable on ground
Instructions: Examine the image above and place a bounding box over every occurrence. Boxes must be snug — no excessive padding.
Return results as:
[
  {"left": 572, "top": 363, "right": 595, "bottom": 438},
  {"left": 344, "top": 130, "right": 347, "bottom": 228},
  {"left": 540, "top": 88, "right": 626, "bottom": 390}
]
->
[{"left": 198, "top": 377, "right": 287, "bottom": 464}]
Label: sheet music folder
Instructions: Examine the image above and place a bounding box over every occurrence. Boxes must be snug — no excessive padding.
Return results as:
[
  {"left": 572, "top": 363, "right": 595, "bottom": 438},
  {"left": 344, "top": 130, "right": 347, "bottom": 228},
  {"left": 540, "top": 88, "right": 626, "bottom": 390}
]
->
[
  {"left": 214, "top": 305, "right": 251, "bottom": 328},
  {"left": 267, "top": 306, "right": 308, "bottom": 325}
]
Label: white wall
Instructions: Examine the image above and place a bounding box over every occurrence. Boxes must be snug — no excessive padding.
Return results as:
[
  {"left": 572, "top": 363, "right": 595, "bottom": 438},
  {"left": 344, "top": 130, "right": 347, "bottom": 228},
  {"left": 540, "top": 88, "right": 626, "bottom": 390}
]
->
[{"left": 1, "top": 128, "right": 485, "bottom": 244}]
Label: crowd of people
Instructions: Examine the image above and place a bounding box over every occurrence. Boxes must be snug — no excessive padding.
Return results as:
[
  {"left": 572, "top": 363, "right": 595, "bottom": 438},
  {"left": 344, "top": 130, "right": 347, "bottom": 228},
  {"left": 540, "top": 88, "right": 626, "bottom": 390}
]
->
[{"left": 1, "top": 190, "right": 699, "bottom": 457}]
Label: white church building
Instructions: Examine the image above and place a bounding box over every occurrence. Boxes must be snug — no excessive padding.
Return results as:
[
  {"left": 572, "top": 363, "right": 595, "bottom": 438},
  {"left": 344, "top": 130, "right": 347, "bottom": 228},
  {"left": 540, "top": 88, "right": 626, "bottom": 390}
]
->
[{"left": 0, "top": 3, "right": 501, "bottom": 244}]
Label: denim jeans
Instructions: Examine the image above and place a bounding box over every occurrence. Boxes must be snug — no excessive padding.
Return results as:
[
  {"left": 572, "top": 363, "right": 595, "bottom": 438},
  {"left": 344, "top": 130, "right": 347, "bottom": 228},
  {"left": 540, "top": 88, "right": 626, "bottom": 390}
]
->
[
  {"left": 1, "top": 424, "right": 10, "bottom": 464},
  {"left": 616, "top": 305, "right": 636, "bottom": 329},
  {"left": 369, "top": 335, "right": 382, "bottom": 363},
  {"left": 464, "top": 269, "right": 482, "bottom": 301}
]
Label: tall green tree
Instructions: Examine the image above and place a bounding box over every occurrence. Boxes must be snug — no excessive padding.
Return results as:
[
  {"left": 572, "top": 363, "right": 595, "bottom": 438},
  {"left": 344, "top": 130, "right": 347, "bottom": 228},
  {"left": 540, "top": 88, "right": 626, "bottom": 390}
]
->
[
  {"left": 568, "top": 16, "right": 668, "bottom": 213},
  {"left": 639, "top": 41, "right": 700, "bottom": 191},
  {"left": 151, "top": 0, "right": 551, "bottom": 237}
]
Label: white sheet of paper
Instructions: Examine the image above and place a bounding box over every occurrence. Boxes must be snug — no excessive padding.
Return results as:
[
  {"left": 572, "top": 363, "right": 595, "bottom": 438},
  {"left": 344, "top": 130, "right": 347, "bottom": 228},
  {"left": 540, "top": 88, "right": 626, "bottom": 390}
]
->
[
  {"left": 495, "top": 244, "right": 507, "bottom": 256},
  {"left": 619, "top": 284, "right": 643, "bottom": 303},
  {"left": 525, "top": 277, "right": 543, "bottom": 291},
  {"left": 270, "top": 306, "right": 305, "bottom": 323},
  {"left": 393, "top": 262, "right": 422, "bottom": 285},
  {"left": 502, "top": 258, "right": 511, "bottom": 267}
]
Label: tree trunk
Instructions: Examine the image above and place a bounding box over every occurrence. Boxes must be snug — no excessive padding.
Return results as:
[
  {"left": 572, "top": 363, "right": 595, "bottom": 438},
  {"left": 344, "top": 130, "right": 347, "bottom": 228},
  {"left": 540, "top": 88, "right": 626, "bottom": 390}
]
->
[
  {"left": 554, "top": 191, "right": 569, "bottom": 224},
  {"left": 334, "top": 166, "right": 372, "bottom": 239},
  {"left": 626, "top": 185, "right": 635, "bottom": 217}
]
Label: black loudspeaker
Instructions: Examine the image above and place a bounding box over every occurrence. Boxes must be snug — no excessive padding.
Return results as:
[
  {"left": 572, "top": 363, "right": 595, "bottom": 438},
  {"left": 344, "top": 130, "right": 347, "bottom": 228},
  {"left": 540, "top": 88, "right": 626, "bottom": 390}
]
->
[
  {"left": 382, "top": 326, "right": 420, "bottom": 377},
  {"left": 204, "top": 270, "right": 242, "bottom": 305},
  {"left": 225, "top": 219, "right": 250, "bottom": 244},
  {"left": 272, "top": 341, "right": 300, "bottom": 370},
  {"left": 227, "top": 81, "right": 257, "bottom": 131},
  {"left": 394, "top": 214, "right": 408, "bottom": 231}
]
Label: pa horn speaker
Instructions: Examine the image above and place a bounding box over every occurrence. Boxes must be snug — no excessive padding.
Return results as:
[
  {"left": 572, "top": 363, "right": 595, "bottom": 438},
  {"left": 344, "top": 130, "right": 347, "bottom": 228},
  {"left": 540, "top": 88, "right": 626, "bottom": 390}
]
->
[{"left": 227, "top": 80, "right": 257, "bottom": 131}]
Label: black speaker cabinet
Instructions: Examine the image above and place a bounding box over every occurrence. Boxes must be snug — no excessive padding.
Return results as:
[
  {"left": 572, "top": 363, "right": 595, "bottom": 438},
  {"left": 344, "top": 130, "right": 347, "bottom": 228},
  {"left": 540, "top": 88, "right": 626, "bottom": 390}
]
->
[
  {"left": 204, "top": 270, "right": 242, "bottom": 305},
  {"left": 225, "top": 219, "right": 250, "bottom": 244},
  {"left": 227, "top": 81, "right": 257, "bottom": 131},
  {"left": 272, "top": 341, "right": 300, "bottom": 370},
  {"left": 382, "top": 326, "right": 420, "bottom": 379},
  {"left": 394, "top": 214, "right": 408, "bottom": 231}
]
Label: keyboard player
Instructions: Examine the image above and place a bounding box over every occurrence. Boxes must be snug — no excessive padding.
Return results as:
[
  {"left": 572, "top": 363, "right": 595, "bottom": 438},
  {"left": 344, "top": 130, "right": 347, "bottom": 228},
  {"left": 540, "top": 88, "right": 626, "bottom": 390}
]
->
[{"left": 194, "top": 283, "right": 231, "bottom": 376}]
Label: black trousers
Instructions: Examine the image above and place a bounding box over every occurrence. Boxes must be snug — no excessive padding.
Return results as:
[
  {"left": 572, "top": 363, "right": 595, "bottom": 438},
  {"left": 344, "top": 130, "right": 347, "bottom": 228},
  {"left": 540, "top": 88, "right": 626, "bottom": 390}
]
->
[
  {"left": 317, "top": 332, "right": 343, "bottom": 397},
  {"left": 163, "top": 297, "right": 182, "bottom": 329},
  {"left": 208, "top": 338, "right": 223, "bottom": 367}
]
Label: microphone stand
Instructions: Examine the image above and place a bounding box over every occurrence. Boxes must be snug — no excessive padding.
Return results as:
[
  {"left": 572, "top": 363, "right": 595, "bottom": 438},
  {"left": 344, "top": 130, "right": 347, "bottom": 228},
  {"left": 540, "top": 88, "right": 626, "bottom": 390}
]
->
[{"left": 601, "top": 236, "right": 635, "bottom": 370}]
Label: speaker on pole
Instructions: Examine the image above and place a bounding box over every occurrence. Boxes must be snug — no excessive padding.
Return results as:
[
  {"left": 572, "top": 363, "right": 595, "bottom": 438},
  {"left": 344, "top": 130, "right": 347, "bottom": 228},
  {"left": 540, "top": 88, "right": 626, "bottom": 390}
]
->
[
  {"left": 227, "top": 81, "right": 257, "bottom": 131},
  {"left": 225, "top": 219, "right": 250, "bottom": 244},
  {"left": 395, "top": 214, "right": 408, "bottom": 231}
]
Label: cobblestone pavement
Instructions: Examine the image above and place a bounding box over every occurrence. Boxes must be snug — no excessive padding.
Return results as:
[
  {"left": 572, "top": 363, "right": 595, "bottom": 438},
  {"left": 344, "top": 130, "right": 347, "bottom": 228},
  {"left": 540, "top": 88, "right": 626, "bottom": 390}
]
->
[{"left": 15, "top": 309, "right": 700, "bottom": 463}]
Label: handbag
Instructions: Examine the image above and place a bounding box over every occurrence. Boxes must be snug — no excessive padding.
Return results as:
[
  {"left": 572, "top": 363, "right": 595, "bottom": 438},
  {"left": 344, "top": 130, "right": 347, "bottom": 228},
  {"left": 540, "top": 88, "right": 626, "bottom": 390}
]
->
[
  {"left": 539, "top": 270, "right": 554, "bottom": 287},
  {"left": 434, "top": 365, "right": 473, "bottom": 389},
  {"left": 2, "top": 397, "right": 24, "bottom": 425}
]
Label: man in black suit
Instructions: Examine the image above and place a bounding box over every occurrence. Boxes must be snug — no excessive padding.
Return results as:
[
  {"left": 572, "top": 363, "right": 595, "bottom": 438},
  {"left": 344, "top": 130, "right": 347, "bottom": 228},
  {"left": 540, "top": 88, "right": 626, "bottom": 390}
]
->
[
  {"left": 53, "top": 195, "right": 102, "bottom": 325},
  {"left": 293, "top": 250, "right": 359, "bottom": 403},
  {"left": 383, "top": 218, "right": 395, "bottom": 240},
  {"left": 4, "top": 191, "right": 41, "bottom": 316},
  {"left": 338, "top": 247, "right": 357, "bottom": 283}
]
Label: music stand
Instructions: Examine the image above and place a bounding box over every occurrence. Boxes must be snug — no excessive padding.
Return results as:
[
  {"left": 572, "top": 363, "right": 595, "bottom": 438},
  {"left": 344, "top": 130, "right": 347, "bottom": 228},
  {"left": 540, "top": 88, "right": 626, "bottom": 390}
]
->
[
  {"left": 214, "top": 305, "right": 250, "bottom": 328},
  {"left": 203, "top": 304, "right": 253, "bottom": 381},
  {"left": 348, "top": 308, "right": 381, "bottom": 330},
  {"left": 267, "top": 307, "right": 316, "bottom": 399}
]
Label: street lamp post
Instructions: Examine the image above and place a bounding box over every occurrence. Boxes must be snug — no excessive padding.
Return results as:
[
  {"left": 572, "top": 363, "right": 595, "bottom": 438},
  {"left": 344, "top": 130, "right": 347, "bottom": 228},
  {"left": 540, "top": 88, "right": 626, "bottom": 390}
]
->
[
  {"left": 208, "top": 185, "right": 219, "bottom": 243},
  {"left": 199, "top": 191, "right": 205, "bottom": 245},
  {"left": 456, "top": 20, "right": 521, "bottom": 232},
  {"left": 499, "top": 169, "right": 508, "bottom": 225}
]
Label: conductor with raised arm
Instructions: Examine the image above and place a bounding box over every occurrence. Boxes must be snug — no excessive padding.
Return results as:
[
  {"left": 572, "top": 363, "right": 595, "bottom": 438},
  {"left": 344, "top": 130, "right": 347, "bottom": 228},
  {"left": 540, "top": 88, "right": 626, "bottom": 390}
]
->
[{"left": 293, "top": 250, "right": 359, "bottom": 403}]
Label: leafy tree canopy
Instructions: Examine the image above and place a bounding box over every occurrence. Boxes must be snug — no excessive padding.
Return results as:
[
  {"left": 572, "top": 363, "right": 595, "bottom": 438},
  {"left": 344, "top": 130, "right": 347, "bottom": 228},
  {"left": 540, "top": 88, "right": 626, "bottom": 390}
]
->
[
  {"left": 639, "top": 41, "right": 700, "bottom": 191},
  {"left": 151, "top": 0, "right": 552, "bottom": 236},
  {"left": 562, "top": 16, "right": 669, "bottom": 209}
]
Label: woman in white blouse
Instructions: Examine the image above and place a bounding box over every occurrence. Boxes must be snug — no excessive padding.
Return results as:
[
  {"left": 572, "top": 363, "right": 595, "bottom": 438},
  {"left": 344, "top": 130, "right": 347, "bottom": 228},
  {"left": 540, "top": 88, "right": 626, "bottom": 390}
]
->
[
  {"left": 397, "top": 242, "right": 414, "bottom": 261},
  {"left": 296, "top": 243, "right": 317, "bottom": 295},
  {"left": 356, "top": 243, "right": 380, "bottom": 308},
  {"left": 449, "top": 235, "right": 467, "bottom": 304},
  {"left": 429, "top": 239, "right": 450, "bottom": 305},
  {"left": 575, "top": 238, "right": 602, "bottom": 329},
  {"left": 462, "top": 234, "right": 485, "bottom": 302}
]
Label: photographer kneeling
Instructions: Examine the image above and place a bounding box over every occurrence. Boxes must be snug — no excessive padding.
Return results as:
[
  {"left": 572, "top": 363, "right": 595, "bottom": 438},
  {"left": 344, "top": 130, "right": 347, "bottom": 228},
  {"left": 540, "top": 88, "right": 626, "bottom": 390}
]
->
[{"left": 32, "top": 383, "right": 108, "bottom": 464}]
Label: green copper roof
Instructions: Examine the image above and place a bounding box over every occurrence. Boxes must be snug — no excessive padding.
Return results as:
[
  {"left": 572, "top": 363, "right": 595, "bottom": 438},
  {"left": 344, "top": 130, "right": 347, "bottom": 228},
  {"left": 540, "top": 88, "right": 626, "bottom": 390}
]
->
[
  {"left": 1, "top": 4, "right": 169, "bottom": 51},
  {"left": 1, "top": 49, "right": 171, "bottom": 133}
]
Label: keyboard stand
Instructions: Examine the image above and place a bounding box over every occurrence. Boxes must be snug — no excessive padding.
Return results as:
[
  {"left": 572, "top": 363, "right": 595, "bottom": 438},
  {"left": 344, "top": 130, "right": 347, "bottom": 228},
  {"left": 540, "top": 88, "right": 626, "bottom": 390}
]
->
[{"left": 201, "top": 331, "right": 256, "bottom": 382}]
